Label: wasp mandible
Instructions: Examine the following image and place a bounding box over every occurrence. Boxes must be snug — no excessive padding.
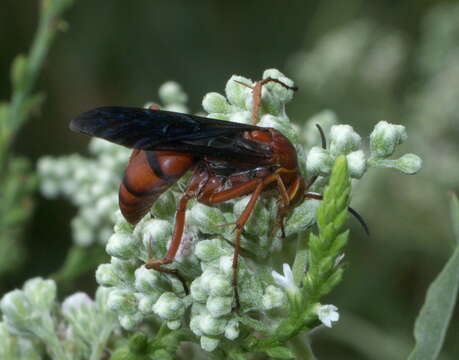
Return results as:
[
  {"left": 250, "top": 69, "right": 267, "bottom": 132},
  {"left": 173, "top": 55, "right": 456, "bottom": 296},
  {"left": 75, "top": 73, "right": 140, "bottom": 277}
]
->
[{"left": 71, "top": 77, "right": 366, "bottom": 308}]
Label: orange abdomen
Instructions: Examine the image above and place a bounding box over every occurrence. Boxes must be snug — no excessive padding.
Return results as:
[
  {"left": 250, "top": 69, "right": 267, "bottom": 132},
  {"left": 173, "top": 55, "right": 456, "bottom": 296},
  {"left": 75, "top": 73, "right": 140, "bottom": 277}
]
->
[{"left": 119, "top": 150, "right": 195, "bottom": 224}]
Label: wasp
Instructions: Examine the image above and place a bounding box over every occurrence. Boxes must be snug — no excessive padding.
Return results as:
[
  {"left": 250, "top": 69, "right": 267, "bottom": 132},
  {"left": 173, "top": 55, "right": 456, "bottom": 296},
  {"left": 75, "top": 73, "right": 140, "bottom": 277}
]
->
[{"left": 71, "top": 78, "right": 366, "bottom": 308}]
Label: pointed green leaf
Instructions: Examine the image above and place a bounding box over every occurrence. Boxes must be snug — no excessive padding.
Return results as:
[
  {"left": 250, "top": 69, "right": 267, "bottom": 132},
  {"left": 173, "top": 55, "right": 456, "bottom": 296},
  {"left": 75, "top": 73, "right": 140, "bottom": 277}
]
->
[
  {"left": 450, "top": 193, "right": 459, "bottom": 245},
  {"left": 407, "top": 195, "right": 459, "bottom": 360}
]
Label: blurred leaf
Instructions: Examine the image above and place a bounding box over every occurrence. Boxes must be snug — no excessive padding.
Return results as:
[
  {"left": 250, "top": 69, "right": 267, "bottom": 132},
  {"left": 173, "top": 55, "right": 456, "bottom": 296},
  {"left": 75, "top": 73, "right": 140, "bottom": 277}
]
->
[
  {"left": 266, "top": 346, "right": 295, "bottom": 359},
  {"left": 10, "top": 55, "right": 28, "bottom": 94},
  {"left": 407, "top": 194, "right": 459, "bottom": 360},
  {"left": 450, "top": 193, "right": 459, "bottom": 244}
]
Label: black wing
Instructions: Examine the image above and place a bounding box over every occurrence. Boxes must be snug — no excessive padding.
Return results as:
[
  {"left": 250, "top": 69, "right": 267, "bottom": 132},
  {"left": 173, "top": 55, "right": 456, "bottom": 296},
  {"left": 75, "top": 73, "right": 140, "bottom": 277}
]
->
[{"left": 70, "top": 106, "right": 271, "bottom": 161}]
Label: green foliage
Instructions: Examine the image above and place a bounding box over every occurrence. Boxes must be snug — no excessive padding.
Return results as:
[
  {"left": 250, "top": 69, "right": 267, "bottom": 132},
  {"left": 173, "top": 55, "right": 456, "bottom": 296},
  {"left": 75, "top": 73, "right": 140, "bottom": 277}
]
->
[
  {"left": 0, "top": 0, "right": 74, "bottom": 279},
  {"left": 408, "top": 194, "right": 459, "bottom": 360}
]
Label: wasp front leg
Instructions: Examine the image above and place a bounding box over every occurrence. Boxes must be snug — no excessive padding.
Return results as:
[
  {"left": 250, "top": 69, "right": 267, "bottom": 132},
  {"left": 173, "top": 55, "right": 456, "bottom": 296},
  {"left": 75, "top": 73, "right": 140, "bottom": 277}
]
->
[{"left": 145, "top": 192, "right": 192, "bottom": 293}]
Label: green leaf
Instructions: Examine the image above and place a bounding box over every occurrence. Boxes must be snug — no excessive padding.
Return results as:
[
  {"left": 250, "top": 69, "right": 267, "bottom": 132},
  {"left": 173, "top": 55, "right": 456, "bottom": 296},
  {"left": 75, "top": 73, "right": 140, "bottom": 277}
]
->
[
  {"left": 266, "top": 346, "right": 295, "bottom": 359},
  {"left": 450, "top": 193, "right": 459, "bottom": 244},
  {"left": 10, "top": 55, "right": 29, "bottom": 92},
  {"left": 407, "top": 195, "right": 459, "bottom": 360}
]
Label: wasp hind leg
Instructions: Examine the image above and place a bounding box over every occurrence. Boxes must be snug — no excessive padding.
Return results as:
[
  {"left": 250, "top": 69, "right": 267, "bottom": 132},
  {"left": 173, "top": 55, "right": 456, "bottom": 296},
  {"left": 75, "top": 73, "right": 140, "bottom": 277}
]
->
[{"left": 144, "top": 193, "right": 193, "bottom": 294}]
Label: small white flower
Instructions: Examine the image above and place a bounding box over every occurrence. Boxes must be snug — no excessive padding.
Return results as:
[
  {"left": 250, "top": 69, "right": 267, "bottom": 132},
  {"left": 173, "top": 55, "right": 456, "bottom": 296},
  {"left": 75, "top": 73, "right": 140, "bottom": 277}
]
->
[
  {"left": 272, "top": 264, "right": 297, "bottom": 293},
  {"left": 316, "top": 304, "right": 340, "bottom": 328}
]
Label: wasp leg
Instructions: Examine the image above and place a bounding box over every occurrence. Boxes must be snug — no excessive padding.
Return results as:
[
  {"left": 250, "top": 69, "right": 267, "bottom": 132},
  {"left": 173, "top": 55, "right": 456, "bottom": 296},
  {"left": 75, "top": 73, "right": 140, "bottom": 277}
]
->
[
  {"left": 202, "top": 171, "right": 291, "bottom": 309},
  {"left": 145, "top": 193, "right": 192, "bottom": 294}
]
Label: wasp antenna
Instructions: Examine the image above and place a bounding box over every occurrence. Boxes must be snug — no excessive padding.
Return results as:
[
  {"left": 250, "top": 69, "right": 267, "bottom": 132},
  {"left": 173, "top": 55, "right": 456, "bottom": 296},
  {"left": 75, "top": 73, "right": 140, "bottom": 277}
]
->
[
  {"left": 304, "top": 193, "right": 370, "bottom": 236},
  {"left": 348, "top": 206, "right": 370, "bottom": 236},
  {"left": 315, "top": 124, "right": 327, "bottom": 149},
  {"left": 260, "top": 77, "right": 298, "bottom": 91}
]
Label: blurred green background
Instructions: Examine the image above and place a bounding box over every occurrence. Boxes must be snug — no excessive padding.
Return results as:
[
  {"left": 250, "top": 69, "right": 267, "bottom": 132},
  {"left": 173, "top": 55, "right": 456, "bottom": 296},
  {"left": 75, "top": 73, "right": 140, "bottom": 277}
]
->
[{"left": 1, "top": 0, "right": 459, "bottom": 359}]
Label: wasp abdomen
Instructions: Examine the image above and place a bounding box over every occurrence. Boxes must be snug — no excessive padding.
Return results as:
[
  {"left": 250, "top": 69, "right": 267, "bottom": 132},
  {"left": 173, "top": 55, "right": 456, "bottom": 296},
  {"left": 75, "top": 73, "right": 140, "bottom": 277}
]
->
[{"left": 119, "top": 150, "right": 195, "bottom": 224}]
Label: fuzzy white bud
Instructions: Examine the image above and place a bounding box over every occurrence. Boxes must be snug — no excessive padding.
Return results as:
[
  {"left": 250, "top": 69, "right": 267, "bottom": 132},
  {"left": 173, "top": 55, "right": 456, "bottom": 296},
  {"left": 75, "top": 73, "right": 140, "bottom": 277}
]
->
[
  {"left": 306, "top": 147, "right": 333, "bottom": 176},
  {"left": 225, "top": 75, "right": 252, "bottom": 108},
  {"left": 346, "top": 150, "right": 367, "bottom": 179},
  {"left": 202, "top": 92, "right": 231, "bottom": 114},
  {"left": 159, "top": 81, "right": 187, "bottom": 105},
  {"left": 206, "top": 296, "right": 233, "bottom": 317},
  {"left": 329, "top": 125, "right": 361, "bottom": 156},
  {"left": 152, "top": 292, "right": 185, "bottom": 320},
  {"left": 106, "top": 232, "right": 138, "bottom": 259},
  {"left": 370, "top": 121, "right": 407, "bottom": 158},
  {"left": 200, "top": 336, "right": 220, "bottom": 352}
]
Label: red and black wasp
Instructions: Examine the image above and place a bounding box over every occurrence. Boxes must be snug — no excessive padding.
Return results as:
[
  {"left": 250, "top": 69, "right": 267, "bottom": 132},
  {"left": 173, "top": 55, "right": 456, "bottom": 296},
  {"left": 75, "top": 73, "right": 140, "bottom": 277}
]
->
[{"left": 71, "top": 78, "right": 367, "bottom": 307}]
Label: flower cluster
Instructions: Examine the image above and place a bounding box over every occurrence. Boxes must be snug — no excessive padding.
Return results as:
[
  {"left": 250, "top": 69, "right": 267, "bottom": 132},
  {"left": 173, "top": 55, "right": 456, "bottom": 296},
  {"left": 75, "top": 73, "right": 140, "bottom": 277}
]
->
[
  {"left": 93, "top": 69, "right": 421, "bottom": 352},
  {"left": 0, "top": 278, "right": 118, "bottom": 360}
]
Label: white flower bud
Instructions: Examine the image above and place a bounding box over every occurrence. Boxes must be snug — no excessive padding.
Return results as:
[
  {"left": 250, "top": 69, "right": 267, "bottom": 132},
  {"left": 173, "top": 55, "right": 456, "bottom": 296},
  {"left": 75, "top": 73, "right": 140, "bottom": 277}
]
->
[
  {"left": 140, "top": 219, "right": 172, "bottom": 249},
  {"left": 200, "top": 336, "right": 220, "bottom": 352},
  {"left": 134, "top": 267, "right": 163, "bottom": 293},
  {"left": 159, "top": 81, "right": 187, "bottom": 105},
  {"left": 370, "top": 121, "right": 407, "bottom": 158},
  {"left": 224, "top": 319, "right": 240, "bottom": 340},
  {"left": 206, "top": 296, "right": 232, "bottom": 317},
  {"left": 285, "top": 198, "right": 320, "bottom": 235},
  {"left": 119, "top": 312, "right": 143, "bottom": 330},
  {"left": 198, "top": 314, "right": 227, "bottom": 336},
  {"left": 394, "top": 153, "right": 422, "bottom": 174},
  {"left": 96, "top": 264, "right": 119, "bottom": 287},
  {"left": 72, "top": 217, "right": 93, "bottom": 247},
  {"left": 202, "top": 92, "right": 231, "bottom": 114},
  {"left": 346, "top": 150, "right": 367, "bottom": 179},
  {"left": 62, "top": 292, "right": 94, "bottom": 318},
  {"left": 137, "top": 295, "right": 156, "bottom": 314},
  {"left": 111, "top": 258, "right": 139, "bottom": 281},
  {"left": 200, "top": 270, "right": 232, "bottom": 297},
  {"left": 218, "top": 256, "right": 233, "bottom": 276},
  {"left": 95, "top": 286, "right": 112, "bottom": 312},
  {"left": 37, "top": 156, "right": 54, "bottom": 175},
  {"left": 107, "top": 289, "right": 137, "bottom": 315},
  {"left": 0, "top": 290, "right": 32, "bottom": 332},
  {"left": 189, "top": 204, "right": 227, "bottom": 235},
  {"left": 150, "top": 191, "right": 177, "bottom": 219},
  {"left": 329, "top": 125, "right": 361, "bottom": 156},
  {"left": 40, "top": 180, "right": 59, "bottom": 198},
  {"left": 167, "top": 320, "right": 181, "bottom": 330},
  {"left": 306, "top": 147, "right": 333, "bottom": 176},
  {"left": 152, "top": 292, "right": 185, "bottom": 320},
  {"left": 106, "top": 232, "right": 139, "bottom": 259},
  {"left": 262, "top": 285, "right": 286, "bottom": 310},
  {"left": 225, "top": 75, "right": 252, "bottom": 108},
  {"left": 190, "top": 315, "right": 204, "bottom": 336},
  {"left": 315, "top": 304, "right": 339, "bottom": 328},
  {"left": 190, "top": 278, "right": 208, "bottom": 303},
  {"left": 262, "top": 69, "right": 295, "bottom": 104},
  {"left": 229, "top": 111, "right": 252, "bottom": 124},
  {"left": 23, "top": 278, "right": 56, "bottom": 311},
  {"left": 195, "top": 239, "right": 230, "bottom": 263}
]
